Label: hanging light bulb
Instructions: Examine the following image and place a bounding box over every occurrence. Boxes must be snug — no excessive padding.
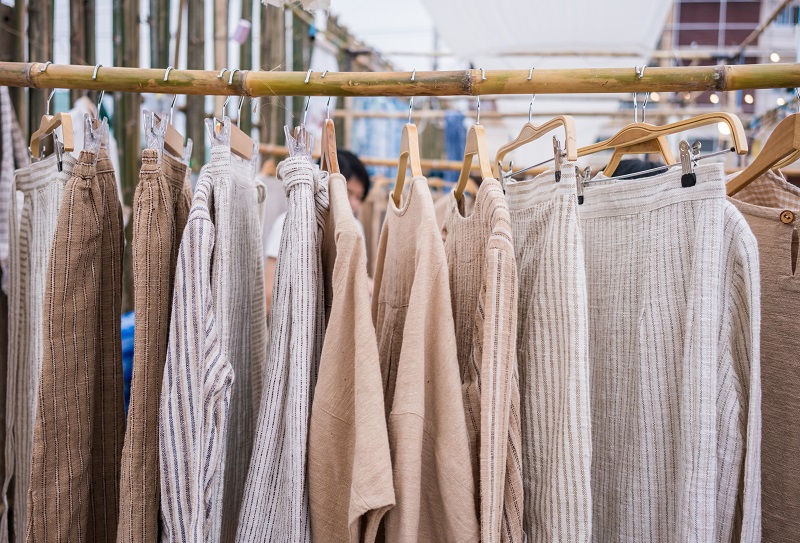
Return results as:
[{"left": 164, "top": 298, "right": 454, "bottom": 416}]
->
[
  {"left": 650, "top": 92, "right": 660, "bottom": 102},
  {"left": 770, "top": 52, "right": 781, "bottom": 62},
  {"left": 709, "top": 93, "right": 720, "bottom": 104},
  {"left": 777, "top": 97, "right": 787, "bottom": 106},
  {"left": 718, "top": 122, "right": 731, "bottom": 136},
  {"left": 744, "top": 94, "right": 754, "bottom": 104}
]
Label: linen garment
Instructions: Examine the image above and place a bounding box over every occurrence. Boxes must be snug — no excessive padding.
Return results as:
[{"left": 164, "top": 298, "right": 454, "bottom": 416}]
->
[
  {"left": 729, "top": 170, "right": 800, "bottom": 542},
  {"left": 308, "top": 172, "right": 395, "bottom": 543},
  {"left": 372, "top": 176, "right": 479, "bottom": 543},
  {"left": 583, "top": 163, "right": 761, "bottom": 543},
  {"left": 159, "top": 172, "right": 234, "bottom": 543},
  {"left": 5, "top": 153, "right": 75, "bottom": 542},
  {"left": 236, "top": 156, "right": 328, "bottom": 542},
  {"left": 26, "top": 148, "right": 126, "bottom": 543},
  {"left": 357, "top": 182, "right": 390, "bottom": 277},
  {"left": 441, "top": 179, "right": 524, "bottom": 543},
  {"left": 117, "top": 150, "right": 191, "bottom": 543},
  {"left": 504, "top": 165, "right": 593, "bottom": 543},
  {"left": 208, "top": 136, "right": 268, "bottom": 543}
]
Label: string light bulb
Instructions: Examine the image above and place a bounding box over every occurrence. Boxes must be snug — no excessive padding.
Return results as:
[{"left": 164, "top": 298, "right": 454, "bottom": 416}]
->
[
  {"left": 744, "top": 94, "right": 754, "bottom": 104},
  {"left": 770, "top": 52, "right": 781, "bottom": 62}
]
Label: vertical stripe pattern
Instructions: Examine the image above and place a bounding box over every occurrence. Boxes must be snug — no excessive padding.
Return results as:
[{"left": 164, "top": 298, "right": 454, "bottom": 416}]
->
[
  {"left": 580, "top": 163, "right": 761, "bottom": 542},
  {"left": 505, "top": 165, "right": 593, "bottom": 542},
  {"left": 207, "top": 133, "right": 268, "bottom": 543},
  {"left": 441, "top": 178, "right": 524, "bottom": 543},
  {"left": 6, "top": 153, "right": 75, "bottom": 541},
  {"left": 236, "top": 156, "right": 328, "bottom": 542},
  {"left": 117, "top": 150, "right": 190, "bottom": 543},
  {"left": 158, "top": 172, "right": 234, "bottom": 543}
]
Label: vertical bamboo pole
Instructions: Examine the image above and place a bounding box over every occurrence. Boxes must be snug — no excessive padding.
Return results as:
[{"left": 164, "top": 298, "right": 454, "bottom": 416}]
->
[
  {"left": 173, "top": 0, "right": 186, "bottom": 68},
  {"left": 214, "top": 0, "right": 227, "bottom": 118},
  {"left": 70, "top": 0, "right": 94, "bottom": 104},
  {"left": 260, "top": 4, "right": 285, "bottom": 147},
  {"left": 186, "top": 0, "right": 205, "bottom": 172},
  {"left": 151, "top": 0, "right": 170, "bottom": 69},
  {"left": 10, "top": 0, "right": 26, "bottom": 134},
  {"left": 28, "top": 0, "right": 53, "bottom": 131},
  {"left": 240, "top": 0, "right": 253, "bottom": 135},
  {"left": 113, "top": 0, "right": 140, "bottom": 312}
]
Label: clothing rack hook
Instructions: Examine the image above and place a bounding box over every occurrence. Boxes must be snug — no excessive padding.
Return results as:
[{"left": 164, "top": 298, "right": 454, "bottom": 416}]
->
[
  {"left": 480, "top": 67, "right": 487, "bottom": 81},
  {"left": 92, "top": 64, "right": 103, "bottom": 80},
  {"left": 97, "top": 90, "right": 105, "bottom": 114},
  {"left": 408, "top": 69, "right": 416, "bottom": 124},
  {"left": 164, "top": 66, "right": 177, "bottom": 122},
  {"left": 40, "top": 61, "right": 52, "bottom": 73},
  {"left": 642, "top": 91, "right": 650, "bottom": 123},
  {"left": 221, "top": 95, "right": 231, "bottom": 118},
  {"left": 237, "top": 96, "right": 245, "bottom": 128},
  {"left": 476, "top": 95, "right": 481, "bottom": 125},
  {"left": 304, "top": 69, "right": 313, "bottom": 84},
  {"left": 528, "top": 68, "right": 536, "bottom": 123},
  {"left": 411, "top": 69, "right": 416, "bottom": 82},
  {"left": 326, "top": 96, "right": 332, "bottom": 120},
  {"left": 227, "top": 68, "right": 241, "bottom": 86},
  {"left": 528, "top": 67, "right": 534, "bottom": 81},
  {"left": 321, "top": 70, "right": 328, "bottom": 78},
  {"left": 163, "top": 66, "right": 174, "bottom": 82},
  {"left": 46, "top": 89, "right": 55, "bottom": 116},
  {"left": 216, "top": 68, "right": 228, "bottom": 80},
  {"left": 633, "top": 91, "right": 638, "bottom": 123}
]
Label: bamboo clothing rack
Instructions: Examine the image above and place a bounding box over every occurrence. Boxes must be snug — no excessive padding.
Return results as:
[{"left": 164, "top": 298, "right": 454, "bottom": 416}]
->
[{"left": 1, "top": 62, "right": 799, "bottom": 96}]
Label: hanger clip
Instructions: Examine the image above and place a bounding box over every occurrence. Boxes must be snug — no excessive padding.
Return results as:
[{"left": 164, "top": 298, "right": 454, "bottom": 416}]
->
[
  {"left": 37, "top": 131, "right": 64, "bottom": 171},
  {"left": 679, "top": 139, "right": 701, "bottom": 188},
  {"left": 575, "top": 165, "right": 590, "bottom": 205},
  {"left": 553, "top": 136, "right": 563, "bottom": 182}
]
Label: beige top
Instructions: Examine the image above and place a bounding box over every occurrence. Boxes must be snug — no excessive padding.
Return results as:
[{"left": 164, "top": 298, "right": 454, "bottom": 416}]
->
[
  {"left": 372, "top": 177, "right": 479, "bottom": 543},
  {"left": 441, "top": 179, "right": 524, "bottom": 543},
  {"left": 729, "top": 169, "right": 800, "bottom": 542},
  {"left": 358, "top": 181, "right": 390, "bottom": 277},
  {"left": 308, "top": 173, "right": 395, "bottom": 543}
]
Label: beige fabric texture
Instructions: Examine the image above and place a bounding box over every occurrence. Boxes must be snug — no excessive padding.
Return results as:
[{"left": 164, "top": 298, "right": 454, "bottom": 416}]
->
[
  {"left": 371, "top": 176, "right": 479, "bottom": 543},
  {"left": 441, "top": 179, "right": 524, "bottom": 543},
  {"left": 584, "top": 164, "right": 761, "bottom": 543},
  {"left": 357, "top": 182, "right": 389, "bottom": 277},
  {"left": 117, "top": 149, "right": 190, "bottom": 543},
  {"left": 505, "top": 165, "right": 593, "bottom": 542},
  {"left": 730, "top": 169, "right": 800, "bottom": 543},
  {"left": 308, "top": 172, "right": 395, "bottom": 543}
]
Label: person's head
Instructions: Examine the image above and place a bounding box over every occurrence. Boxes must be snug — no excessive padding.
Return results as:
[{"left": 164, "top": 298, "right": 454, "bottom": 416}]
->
[{"left": 336, "top": 150, "right": 371, "bottom": 215}]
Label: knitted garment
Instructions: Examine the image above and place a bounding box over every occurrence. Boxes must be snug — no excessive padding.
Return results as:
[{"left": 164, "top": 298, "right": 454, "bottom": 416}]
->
[
  {"left": 505, "top": 165, "right": 593, "bottom": 542},
  {"left": 729, "top": 169, "right": 800, "bottom": 543},
  {"left": 583, "top": 163, "right": 761, "bottom": 542},
  {"left": 236, "top": 156, "right": 328, "bottom": 542},
  {"left": 372, "top": 176, "right": 479, "bottom": 543},
  {"left": 441, "top": 178, "right": 524, "bottom": 543}
]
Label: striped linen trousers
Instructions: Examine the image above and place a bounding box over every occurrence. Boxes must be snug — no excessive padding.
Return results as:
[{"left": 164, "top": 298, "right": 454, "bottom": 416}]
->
[
  {"left": 159, "top": 172, "right": 234, "bottom": 543},
  {"left": 505, "top": 164, "right": 593, "bottom": 542},
  {"left": 117, "top": 149, "right": 190, "bottom": 543},
  {"left": 582, "top": 164, "right": 761, "bottom": 542},
  {"left": 207, "top": 136, "right": 268, "bottom": 543},
  {"left": 441, "top": 178, "right": 525, "bottom": 543},
  {"left": 236, "top": 156, "right": 328, "bottom": 542},
  {"left": 26, "top": 147, "right": 125, "bottom": 543},
  {"left": 5, "top": 153, "right": 75, "bottom": 542}
]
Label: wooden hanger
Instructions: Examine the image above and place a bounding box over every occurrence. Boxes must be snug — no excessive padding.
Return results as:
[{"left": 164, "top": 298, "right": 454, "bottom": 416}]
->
[
  {"left": 454, "top": 124, "right": 493, "bottom": 202},
  {"left": 392, "top": 123, "right": 423, "bottom": 206},
  {"left": 579, "top": 112, "right": 748, "bottom": 176},
  {"left": 29, "top": 90, "right": 74, "bottom": 155},
  {"left": 320, "top": 118, "right": 339, "bottom": 174},
  {"left": 727, "top": 113, "right": 800, "bottom": 196},
  {"left": 493, "top": 115, "right": 578, "bottom": 177}
]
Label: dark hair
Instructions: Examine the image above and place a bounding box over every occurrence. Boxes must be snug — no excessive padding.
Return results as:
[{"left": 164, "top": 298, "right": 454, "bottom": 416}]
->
[
  {"left": 337, "top": 149, "right": 371, "bottom": 201},
  {"left": 605, "top": 158, "right": 666, "bottom": 179}
]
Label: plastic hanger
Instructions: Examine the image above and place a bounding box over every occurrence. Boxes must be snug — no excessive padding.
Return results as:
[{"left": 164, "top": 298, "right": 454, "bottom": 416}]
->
[
  {"left": 727, "top": 112, "right": 800, "bottom": 196},
  {"left": 454, "top": 94, "right": 493, "bottom": 202},
  {"left": 29, "top": 89, "right": 74, "bottom": 155},
  {"left": 320, "top": 96, "right": 339, "bottom": 174},
  {"left": 392, "top": 71, "right": 424, "bottom": 207}
]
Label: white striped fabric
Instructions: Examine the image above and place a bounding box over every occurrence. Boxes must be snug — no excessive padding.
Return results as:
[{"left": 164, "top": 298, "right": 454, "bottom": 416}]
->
[
  {"left": 208, "top": 124, "right": 268, "bottom": 543},
  {"left": 582, "top": 163, "right": 761, "bottom": 542},
  {"left": 0, "top": 86, "right": 30, "bottom": 294},
  {"left": 4, "top": 153, "right": 75, "bottom": 542},
  {"left": 159, "top": 165, "right": 234, "bottom": 543},
  {"left": 236, "top": 156, "right": 328, "bottom": 542},
  {"left": 505, "top": 164, "right": 593, "bottom": 542}
]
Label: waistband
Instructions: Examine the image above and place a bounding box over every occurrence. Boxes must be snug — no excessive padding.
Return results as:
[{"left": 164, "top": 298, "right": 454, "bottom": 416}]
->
[
  {"left": 579, "top": 162, "right": 726, "bottom": 219},
  {"left": 96, "top": 147, "right": 115, "bottom": 176},
  {"left": 505, "top": 163, "right": 580, "bottom": 210},
  {"left": 141, "top": 149, "right": 187, "bottom": 190},
  {"left": 16, "top": 153, "right": 77, "bottom": 192},
  {"left": 72, "top": 151, "right": 98, "bottom": 180}
]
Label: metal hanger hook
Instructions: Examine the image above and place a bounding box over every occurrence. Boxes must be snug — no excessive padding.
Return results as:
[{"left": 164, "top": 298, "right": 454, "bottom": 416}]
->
[
  {"left": 40, "top": 61, "right": 52, "bottom": 73},
  {"left": 633, "top": 92, "right": 638, "bottom": 123},
  {"left": 46, "top": 89, "right": 55, "bottom": 116},
  {"left": 304, "top": 69, "right": 313, "bottom": 84},
  {"left": 163, "top": 66, "right": 174, "bottom": 82},
  {"left": 216, "top": 68, "right": 229, "bottom": 79},
  {"left": 97, "top": 90, "right": 105, "bottom": 113},
  {"left": 170, "top": 95, "right": 178, "bottom": 124},
  {"left": 635, "top": 65, "right": 647, "bottom": 79},
  {"left": 221, "top": 95, "right": 231, "bottom": 118},
  {"left": 408, "top": 69, "right": 416, "bottom": 124},
  {"left": 529, "top": 94, "right": 537, "bottom": 123},
  {"left": 237, "top": 96, "right": 245, "bottom": 128},
  {"left": 476, "top": 96, "right": 481, "bottom": 124},
  {"left": 227, "top": 68, "right": 241, "bottom": 86},
  {"left": 411, "top": 69, "right": 416, "bottom": 82},
  {"left": 92, "top": 64, "right": 103, "bottom": 80},
  {"left": 641, "top": 92, "right": 650, "bottom": 123},
  {"left": 480, "top": 67, "right": 486, "bottom": 81},
  {"left": 326, "top": 96, "right": 332, "bottom": 120}
]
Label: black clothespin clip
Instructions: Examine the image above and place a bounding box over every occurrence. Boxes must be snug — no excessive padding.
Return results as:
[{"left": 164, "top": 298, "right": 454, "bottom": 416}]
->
[
  {"left": 575, "top": 165, "right": 590, "bottom": 205},
  {"left": 553, "top": 136, "right": 563, "bottom": 182},
  {"left": 679, "top": 139, "right": 702, "bottom": 187}
]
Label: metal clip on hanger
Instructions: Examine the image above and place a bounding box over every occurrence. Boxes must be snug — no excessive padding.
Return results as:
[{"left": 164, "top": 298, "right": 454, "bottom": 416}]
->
[
  {"left": 679, "top": 140, "right": 702, "bottom": 187},
  {"left": 84, "top": 111, "right": 108, "bottom": 165}
]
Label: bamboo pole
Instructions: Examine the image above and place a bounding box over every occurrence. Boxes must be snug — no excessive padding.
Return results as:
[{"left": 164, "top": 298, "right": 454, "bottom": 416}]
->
[
  {"left": 3, "top": 62, "right": 800, "bottom": 96},
  {"left": 27, "top": 0, "right": 53, "bottom": 131},
  {"left": 70, "top": 0, "right": 95, "bottom": 104},
  {"left": 151, "top": 0, "right": 170, "bottom": 70},
  {"left": 213, "top": 0, "right": 227, "bottom": 119},
  {"left": 186, "top": 0, "right": 204, "bottom": 172},
  {"left": 240, "top": 0, "right": 253, "bottom": 135},
  {"left": 260, "top": 5, "right": 285, "bottom": 146},
  {"left": 10, "top": 0, "right": 25, "bottom": 133}
]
